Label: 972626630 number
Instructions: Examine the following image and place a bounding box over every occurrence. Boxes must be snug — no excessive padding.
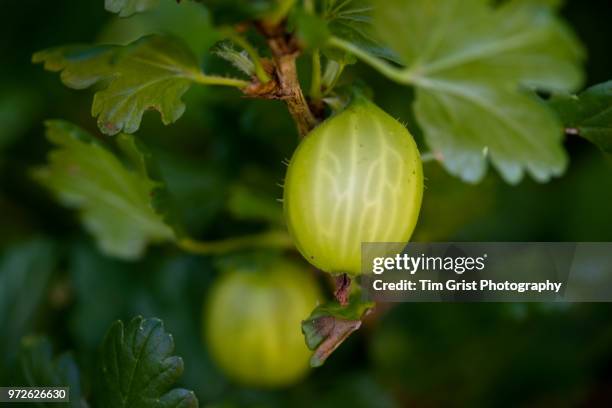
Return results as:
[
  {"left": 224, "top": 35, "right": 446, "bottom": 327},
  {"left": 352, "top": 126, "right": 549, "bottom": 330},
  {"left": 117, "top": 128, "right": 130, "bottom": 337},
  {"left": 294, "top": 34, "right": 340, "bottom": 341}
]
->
[{"left": 0, "top": 387, "right": 69, "bottom": 403}]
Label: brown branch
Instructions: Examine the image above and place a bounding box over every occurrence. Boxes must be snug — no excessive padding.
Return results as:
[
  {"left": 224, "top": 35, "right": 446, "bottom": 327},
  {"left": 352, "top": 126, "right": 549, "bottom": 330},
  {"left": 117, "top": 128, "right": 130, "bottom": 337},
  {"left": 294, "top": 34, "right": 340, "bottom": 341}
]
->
[{"left": 245, "top": 23, "right": 318, "bottom": 137}]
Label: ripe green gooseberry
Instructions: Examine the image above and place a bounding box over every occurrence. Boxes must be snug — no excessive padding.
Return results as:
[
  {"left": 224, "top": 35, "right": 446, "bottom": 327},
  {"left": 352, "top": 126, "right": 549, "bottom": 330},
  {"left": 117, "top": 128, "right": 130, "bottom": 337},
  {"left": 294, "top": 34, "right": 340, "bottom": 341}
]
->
[
  {"left": 203, "top": 258, "right": 321, "bottom": 387},
  {"left": 283, "top": 98, "right": 423, "bottom": 277}
]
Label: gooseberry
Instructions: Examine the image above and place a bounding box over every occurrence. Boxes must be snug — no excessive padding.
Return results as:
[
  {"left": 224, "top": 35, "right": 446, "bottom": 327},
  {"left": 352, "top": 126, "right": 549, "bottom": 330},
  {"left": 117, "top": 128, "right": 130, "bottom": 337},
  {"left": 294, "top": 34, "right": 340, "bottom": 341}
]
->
[
  {"left": 203, "top": 258, "right": 321, "bottom": 387},
  {"left": 283, "top": 98, "right": 423, "bottom": 276}
]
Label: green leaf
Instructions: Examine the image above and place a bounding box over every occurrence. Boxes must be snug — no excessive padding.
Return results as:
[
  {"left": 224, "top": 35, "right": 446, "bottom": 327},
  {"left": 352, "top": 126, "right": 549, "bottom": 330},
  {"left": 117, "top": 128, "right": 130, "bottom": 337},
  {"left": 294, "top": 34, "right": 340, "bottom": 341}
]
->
[
  {"left": 105, "top": 0, "right": 160, "bottom": 17},
  {"left": 373, "top": 0, "right": 585, "bottom": 183},
  {"left": 101, "top": 0, "right": 219, "bottom": 59},
  {"left": 33, "top": 35, "right": 205, "bottom": 135},
  {"left": 294, "top": 10, "right": 331, "bottom": 49},
  {"left": 227, "top": 184, "right": 283, "bottom": 225},
  {"left": 0, "top": 239, "right": 56, "bottom": 377},
  {"left": 302, "top": 288, "right": 374, "bottom": 367},
  {"left": 197, "top": 0, "right": 275, "bottom": 24},
  {"left": 550, "top": 80, "right": 612, "bottom": 153},
  {"left": 323, "top": 0, "right": 400, "bottom": 63},
  {"left": 154, "top": 151, "right": 228, "bottom": 234},
  {"left": 33, "top": 120, "right": 175, "bottom": 260},
  {"left": 20, "top": 337, "right": 82, "bottom": 408},
  {"left": 0, "top": 88, "right": 40, "bottom": 151},
  {"left": 96, "top": 316, "right": 198, "bottom": 408},
  {"left": 68, "top": 243, "right": 135, "bottom": 350},
  {"left": 312, "top": 372, "right": 397, "bottom": 408}
]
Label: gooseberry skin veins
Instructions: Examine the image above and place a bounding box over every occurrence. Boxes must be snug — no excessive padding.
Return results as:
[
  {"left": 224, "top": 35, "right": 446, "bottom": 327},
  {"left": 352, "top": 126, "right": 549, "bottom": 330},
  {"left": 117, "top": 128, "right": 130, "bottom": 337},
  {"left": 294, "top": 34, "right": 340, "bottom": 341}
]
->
[
  {"left": 204, "top": 260, "right": 321, "bottom": 388},
  {"left": 283, "top": 99, "right": 424, "bottom": 277}
]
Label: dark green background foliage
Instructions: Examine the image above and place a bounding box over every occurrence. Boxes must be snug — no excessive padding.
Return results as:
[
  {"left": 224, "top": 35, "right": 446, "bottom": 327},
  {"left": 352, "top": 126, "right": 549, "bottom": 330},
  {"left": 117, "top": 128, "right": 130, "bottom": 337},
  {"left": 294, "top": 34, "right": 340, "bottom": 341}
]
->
[{"left": 1, "top": 0, "right": 612, "bottom": 407}]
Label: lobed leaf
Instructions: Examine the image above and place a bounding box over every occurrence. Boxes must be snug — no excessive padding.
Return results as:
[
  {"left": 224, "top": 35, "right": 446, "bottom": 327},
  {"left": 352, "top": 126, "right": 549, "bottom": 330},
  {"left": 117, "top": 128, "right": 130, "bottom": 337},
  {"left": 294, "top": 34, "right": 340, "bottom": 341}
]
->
[
  {"left": 97, "top": 316, "right": 198, "bottom": 408},
  {"left": 33, "top": 35, "right": 204, "bottom": 135},
  {"left": 33, "top": 120, "right": 175, "bottom": 260},
  {"left": 373, "top": 0, "right": 585, "bottom": 183},
  {"left": 550, "top": 80, "right": 612, "bottom": 153},
  {"left": 105, "top": 0, "right": 160, "bottom": 17}
]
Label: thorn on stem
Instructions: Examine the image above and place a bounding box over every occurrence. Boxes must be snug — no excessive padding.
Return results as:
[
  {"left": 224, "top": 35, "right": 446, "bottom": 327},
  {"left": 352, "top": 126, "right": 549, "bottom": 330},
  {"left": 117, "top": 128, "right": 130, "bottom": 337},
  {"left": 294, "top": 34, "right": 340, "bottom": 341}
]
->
[{"left": 565, "top": 127, "right": 580, "bottom": 136}]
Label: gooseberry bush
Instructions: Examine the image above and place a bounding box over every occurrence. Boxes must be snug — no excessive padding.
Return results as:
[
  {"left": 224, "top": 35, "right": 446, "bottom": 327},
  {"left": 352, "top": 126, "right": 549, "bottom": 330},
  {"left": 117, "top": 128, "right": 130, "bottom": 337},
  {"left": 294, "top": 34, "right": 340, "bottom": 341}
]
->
[{"left": 16, "top": 0, "right": 611, "bottom": 405}]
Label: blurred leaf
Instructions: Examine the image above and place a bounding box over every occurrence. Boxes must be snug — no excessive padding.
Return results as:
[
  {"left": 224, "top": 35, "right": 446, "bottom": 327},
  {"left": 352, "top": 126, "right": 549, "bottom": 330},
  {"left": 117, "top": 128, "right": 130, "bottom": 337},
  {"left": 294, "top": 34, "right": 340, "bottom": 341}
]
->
[
  {"left": 373, "top": 0, "right": 585, "bottom": 183},
  {"left": 0, "top": 88, "right": 40, "bottom": 151},
  {"left": 293, "top": 11, "right": 331, "bottom": 49},
  {"left": 68, "top": 243, "right": 133, "bottom": 350},
  {"left": 197, "top": 0, "right": 275, "bottom": 24},
  {"left": 227, "top": 184, "right": 283, "bottom": 225},
  {"left": 96, "top": 316, "right": 198, "bottom": 408},
  {"left": 370, "top": 303, "right": 594, "bottom": 406},
  {"left": 155, "top": 151, "right": 228, "bottom": 234},
  {"left": 302, "top": 288, "right": 374, "bottom": 367},
  {"left": 20, "top": 336, "right": 82, "bottom": 408},
  {"left": 0, "top": 239, "right": 55, "bottom": 378},
  {"left": 105, "top": 0, "right": 160, "bottom": 17},
  {"left": 310, "top": 372, "right": 397, "bottom": 408},
  {"left": 550, "top": 80, "right": 612, "bottom": 153},
  {"left": 33, "top": 121, "right": 175, "bottom": 260},
  {"left": 323, "top": 0, "right": 400, "bottom": 63},
  {"left": 130, "top": 256, "right": 227, "bottom": 400},
  {"left": 99, "top": 0, "right": 219, "bottom": 58},
  {"left": 413, "top": 164, "right": 496, "bottom": 241},
  {"left": 33, "top": 35, "right": 205, "bottom": 135}
]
